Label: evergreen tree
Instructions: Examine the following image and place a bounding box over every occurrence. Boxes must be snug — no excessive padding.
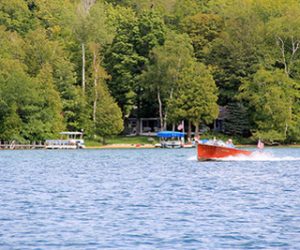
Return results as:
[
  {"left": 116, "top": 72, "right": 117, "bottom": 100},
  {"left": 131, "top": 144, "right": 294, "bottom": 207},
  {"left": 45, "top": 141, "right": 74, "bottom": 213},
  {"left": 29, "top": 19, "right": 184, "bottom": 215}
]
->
[
  {"left": 94, "top": 82, "right": 123, "bottom": 143},
  {"left": 33, "top": 64, "right": 64, "bottom": 139},
  {"left": 223, "top": 102, "right": 251, "bottom": 136},
  {"left": 0, "top": 103, "right": 23, "bottom": 142},
  {"left": 169, "top": 61, "right": 219, "bottom": 139},
  {"left": 0, "top": 58, "right": 37, "bottom": 141},
  {"left": 24, "top": 28, "right": 88, "bottom": 132}
]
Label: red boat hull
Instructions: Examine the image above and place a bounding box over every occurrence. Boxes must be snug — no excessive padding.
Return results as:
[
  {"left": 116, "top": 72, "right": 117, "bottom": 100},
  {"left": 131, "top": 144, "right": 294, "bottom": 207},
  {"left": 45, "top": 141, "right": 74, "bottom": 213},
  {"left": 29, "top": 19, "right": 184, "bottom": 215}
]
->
[{"left": 197, "top": 143, "right": 252, "bottom": 161}]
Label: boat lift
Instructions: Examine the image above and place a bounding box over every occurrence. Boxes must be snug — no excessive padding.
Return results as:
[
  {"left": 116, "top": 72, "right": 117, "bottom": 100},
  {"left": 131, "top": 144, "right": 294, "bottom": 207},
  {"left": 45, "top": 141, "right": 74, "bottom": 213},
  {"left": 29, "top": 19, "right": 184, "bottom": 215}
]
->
[{"left": 156, "top": 131, "right": 185, "bottom": 148}]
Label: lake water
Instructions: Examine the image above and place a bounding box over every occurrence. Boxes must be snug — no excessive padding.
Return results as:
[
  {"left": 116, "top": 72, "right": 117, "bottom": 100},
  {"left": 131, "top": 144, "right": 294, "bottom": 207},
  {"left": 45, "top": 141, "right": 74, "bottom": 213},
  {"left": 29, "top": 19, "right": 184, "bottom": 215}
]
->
[{"left": 0, "top": 148, "right": 300, "bottom": 249}]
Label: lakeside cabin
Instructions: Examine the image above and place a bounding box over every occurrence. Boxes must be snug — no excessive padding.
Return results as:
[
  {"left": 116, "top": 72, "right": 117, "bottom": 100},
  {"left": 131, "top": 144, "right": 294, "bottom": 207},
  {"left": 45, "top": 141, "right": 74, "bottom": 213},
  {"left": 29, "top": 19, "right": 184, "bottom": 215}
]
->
[{"left": 45, "top": 132, "right": 85, "bottom": 149}]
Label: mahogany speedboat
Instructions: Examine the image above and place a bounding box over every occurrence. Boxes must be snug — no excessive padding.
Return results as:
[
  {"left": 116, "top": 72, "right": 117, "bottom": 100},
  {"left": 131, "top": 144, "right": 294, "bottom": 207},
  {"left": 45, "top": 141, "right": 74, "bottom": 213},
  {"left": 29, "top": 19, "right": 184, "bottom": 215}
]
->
[{"left": 197, "top": 142, "right": 252, "bottom": 161}]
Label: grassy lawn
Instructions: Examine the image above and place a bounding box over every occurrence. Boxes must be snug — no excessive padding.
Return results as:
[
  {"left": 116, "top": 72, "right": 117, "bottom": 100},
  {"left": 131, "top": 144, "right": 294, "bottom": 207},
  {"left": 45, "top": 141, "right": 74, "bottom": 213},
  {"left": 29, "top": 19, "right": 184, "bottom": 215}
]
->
[
  {"left": 85, "top": 133, "right": 300, "bottom": 147},
  {"left": 106, "top": 135, "right": 159, "bottom": 144},
  {"left": 85, "top": 135, "right": 159, "bottom": 146},
  {"left": 84, "top": 132, "right": 259, "bottom": 147}
]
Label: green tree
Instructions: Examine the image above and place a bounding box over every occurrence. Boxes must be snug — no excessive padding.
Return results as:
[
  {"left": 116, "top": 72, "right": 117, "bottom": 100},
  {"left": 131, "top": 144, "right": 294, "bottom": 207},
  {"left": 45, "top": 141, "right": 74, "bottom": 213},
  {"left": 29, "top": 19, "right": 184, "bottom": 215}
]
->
[
  {"left": 166, "top": 0, "right": 202, "bottom": 27},
  {"left": 265, "top": 2, "right": 300, "bottom": 78},
  {"left": 207, "top": 0, "right": 264, "bottom": 105},
  {"left": 105, "top": 9, "right": 165, "bottom": 117},
  {"left": 33, "top": 64, "right": 64, "bottom": 138},
  {"left": 0, "top": 28, "right": 26, "bottom": 141},
  {"left": 222, "top": 102, "right": 252, "bottom": 136},
  {"left": 94, "top": 83, "right": 124, "bottom": 143},
  {"left": 0, "top": 103, "right": 23, "bottom": 142},
  {"left": 31, "top": 0, "right": 76, "bottom": 41},
  {"left": 0, "top": 58, "right": 37, "bottom": 141},
  {"left": 141, "top": 30, "right": 194, "bottom": 130},
  {"left": 73, "top": 0, "right": 96, "bottom": 94},
  {"left": 24, "top": 28, "right": 88, "bottom": 132},
  {"left": 0, "top": 61, "right": 65, "bottom": 141},
  {"left": 168, "top": 61, "right": 219, "bottom": 139},
  {"left": 0, "top": 0, "right": 37, "bottom": 34},
  {"left": 105, "top": 0, "right": 175, "bottom": 13},
  {"left": 180, "top": 13, "right": 223, "bottom": 62},
  {"left": 86, "top": 1, "right": 115, "bottom": 126},
  {"left": 89, "top": 42, "right": 110, "bottom": 123},
  {"left": 0, "top": 26, "right": 25, "bottom": 60},
  {"left": 239, "top": 68, "right": 299, "bottom": 143}
]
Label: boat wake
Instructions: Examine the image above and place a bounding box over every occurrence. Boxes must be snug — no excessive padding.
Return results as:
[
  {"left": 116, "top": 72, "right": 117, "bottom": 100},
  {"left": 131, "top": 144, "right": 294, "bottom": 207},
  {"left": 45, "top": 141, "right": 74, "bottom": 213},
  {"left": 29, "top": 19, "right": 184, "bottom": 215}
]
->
[
  {"left": 188, "top": 156, "right": 197, "bottom": 161},
  {"left": 220, "top": 151, "right": 300, "bottom": 162},
  {"left": 188, "top": 151, "right": 300, "bottom": 162}
]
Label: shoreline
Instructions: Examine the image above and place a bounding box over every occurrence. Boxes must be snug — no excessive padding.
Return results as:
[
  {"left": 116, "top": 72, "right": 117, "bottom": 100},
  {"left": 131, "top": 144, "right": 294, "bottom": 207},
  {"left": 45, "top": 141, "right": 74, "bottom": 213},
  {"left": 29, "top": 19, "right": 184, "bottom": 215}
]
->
[
  {"left": 1, "top": 143, "right": 300, "bottom": 150},
  {"left": 86, "top": 144, "right": 157, "bottom": 149},
  {"left": 86, "top": 143, "right": 300, "bottom": 149}
]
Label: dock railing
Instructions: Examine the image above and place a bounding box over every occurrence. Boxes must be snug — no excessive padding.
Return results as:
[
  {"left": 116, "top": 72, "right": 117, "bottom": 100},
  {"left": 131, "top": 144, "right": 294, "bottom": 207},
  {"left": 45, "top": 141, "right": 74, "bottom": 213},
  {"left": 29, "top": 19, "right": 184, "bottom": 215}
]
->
[{"left": 0, "top": 141, "right": 45, "bottom": 149}]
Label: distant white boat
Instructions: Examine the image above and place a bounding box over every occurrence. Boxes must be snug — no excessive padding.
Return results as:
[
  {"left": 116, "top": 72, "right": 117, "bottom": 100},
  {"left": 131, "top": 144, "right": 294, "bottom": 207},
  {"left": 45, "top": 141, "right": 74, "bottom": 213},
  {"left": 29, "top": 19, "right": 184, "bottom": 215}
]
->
[{"left": 45, "top": 132, "right": 85, "bottom": 149}]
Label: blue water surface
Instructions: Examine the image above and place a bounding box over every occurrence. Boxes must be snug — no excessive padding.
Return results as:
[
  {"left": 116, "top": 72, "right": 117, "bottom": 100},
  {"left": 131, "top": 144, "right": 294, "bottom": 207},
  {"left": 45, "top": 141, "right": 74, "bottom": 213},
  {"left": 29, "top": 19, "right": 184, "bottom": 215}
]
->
[{"left": 0, "top": 148, "right": 299, "bottom": 249}]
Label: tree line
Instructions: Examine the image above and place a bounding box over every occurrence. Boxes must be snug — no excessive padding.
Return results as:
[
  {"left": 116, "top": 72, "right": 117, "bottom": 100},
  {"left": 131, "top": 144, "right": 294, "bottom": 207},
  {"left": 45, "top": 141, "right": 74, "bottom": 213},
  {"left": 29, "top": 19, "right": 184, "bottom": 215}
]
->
[{"left": 0, "top": 0, "right": 299, "bottom": 144}]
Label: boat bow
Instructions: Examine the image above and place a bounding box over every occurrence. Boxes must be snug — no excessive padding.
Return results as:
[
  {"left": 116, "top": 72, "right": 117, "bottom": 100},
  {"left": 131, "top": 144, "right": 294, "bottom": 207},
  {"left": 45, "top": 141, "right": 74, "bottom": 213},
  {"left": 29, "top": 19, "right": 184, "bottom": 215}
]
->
[{"left": 197, "top": 143, "right": 252, "bottom": 161}]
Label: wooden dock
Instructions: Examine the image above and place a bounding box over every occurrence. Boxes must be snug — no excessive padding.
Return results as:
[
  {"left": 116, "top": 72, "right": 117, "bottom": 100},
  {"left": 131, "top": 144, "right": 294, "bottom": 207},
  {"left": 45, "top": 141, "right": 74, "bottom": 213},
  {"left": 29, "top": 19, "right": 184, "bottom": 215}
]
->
[{"left": 0, "top": 141, "right": 45, "bottom": 150}]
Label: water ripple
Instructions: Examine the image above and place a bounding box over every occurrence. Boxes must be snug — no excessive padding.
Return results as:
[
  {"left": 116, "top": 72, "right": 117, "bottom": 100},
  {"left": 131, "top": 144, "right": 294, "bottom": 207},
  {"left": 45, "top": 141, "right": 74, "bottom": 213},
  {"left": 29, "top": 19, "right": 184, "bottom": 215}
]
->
[{"left": 0, "top": 148, "right": 299, "bottom": 249}]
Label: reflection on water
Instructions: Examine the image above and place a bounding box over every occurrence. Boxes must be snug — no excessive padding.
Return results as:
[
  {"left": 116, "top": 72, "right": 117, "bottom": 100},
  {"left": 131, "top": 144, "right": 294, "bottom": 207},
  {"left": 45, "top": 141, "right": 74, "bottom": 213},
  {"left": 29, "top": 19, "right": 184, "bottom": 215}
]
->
[{"left": 0, "top": 148, "right": 300, "bottom": 249}]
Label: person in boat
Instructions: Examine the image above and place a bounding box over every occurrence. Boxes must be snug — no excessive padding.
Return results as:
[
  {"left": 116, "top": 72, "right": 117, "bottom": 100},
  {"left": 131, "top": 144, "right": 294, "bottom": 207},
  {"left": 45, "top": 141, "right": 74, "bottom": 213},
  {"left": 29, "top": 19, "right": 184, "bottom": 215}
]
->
[
  {"left": 257, "top": 139, "right": 264, "bottom": 150},
  {"left": 211, "top": 137, "right": 226, "bottom": 147},
  {"left": 226, "top": 138, "right": 235, "bottom": 148},
  {"left": 213, "top": 137, "right": 217, "bottom": 145}
]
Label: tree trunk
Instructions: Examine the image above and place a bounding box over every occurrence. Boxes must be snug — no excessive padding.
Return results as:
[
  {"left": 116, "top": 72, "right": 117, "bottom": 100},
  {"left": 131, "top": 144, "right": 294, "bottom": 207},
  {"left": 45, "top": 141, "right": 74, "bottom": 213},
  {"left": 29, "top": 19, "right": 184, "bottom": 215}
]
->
[
  {"left": 290, "top": 36, "right": 300, "bottom": 67},
  {"left": 92, "top": 48, "right": 99, "bottom": 122},
  {"left": 163, "top": 88, "right": 173, "bottom": 130},
  {"left": 136, "top": 119, "right": 140, "bottom": 135},
  {"left": 136, "top": 86, "right": 142, "bottom": 135},
  {"left": 284, "top": 122, "right": 288, "bottom": 139},
  {"left": 157, "top": 88, "right": 164, "bottom": 131},
  {"left": 82, "top": 43, "right": 86, "bottom": 93},
  {"left": 82, "top": 0, "right": 96, "bottom": 12},
  {"left": 172, "top": 123, "right": 175, "bottom": 131},
  {"left": 163, "top": 117, "right": 167, "bottom": 130},
  {"left": 163, "top": 113, "right": 167, "bottom": 130},
  {"left": 276, "top": 36, "right": 300, "bottom": 76},
  {"left": 194, "top": 122, "right": 199, "bottom": 140},
  {"left": 187, "top": 120, "right": 192, "bottom": 142}
]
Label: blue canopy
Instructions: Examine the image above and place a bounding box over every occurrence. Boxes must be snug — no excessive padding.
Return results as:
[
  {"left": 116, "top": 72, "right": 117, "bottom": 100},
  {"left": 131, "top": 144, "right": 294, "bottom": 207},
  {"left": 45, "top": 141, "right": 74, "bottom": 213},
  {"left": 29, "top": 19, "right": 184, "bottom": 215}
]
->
[{"left": 157, "top": 131, "right": 185, "bottom": 138}]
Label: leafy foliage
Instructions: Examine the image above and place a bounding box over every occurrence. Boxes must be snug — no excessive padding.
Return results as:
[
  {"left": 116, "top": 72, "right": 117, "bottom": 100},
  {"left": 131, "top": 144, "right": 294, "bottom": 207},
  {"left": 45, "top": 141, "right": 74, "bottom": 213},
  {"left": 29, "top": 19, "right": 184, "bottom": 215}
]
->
[
  {"left": 1, "top": 0, "right": 300, "bottom": 143},
  {"left": 94, "top": 83, "right": 123, "bottom": 142},
  {"left": 0, "top": 0, "right": 37, "bottom": 34},
  {"left": 168, "top": 61, "right": 219, "bottom": 128},
  {"left": 239, "top": 68, "right": 299, "bottom": 143},
  {"left": 105, "top": 9, "right": 165, "bottom": 116}
]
